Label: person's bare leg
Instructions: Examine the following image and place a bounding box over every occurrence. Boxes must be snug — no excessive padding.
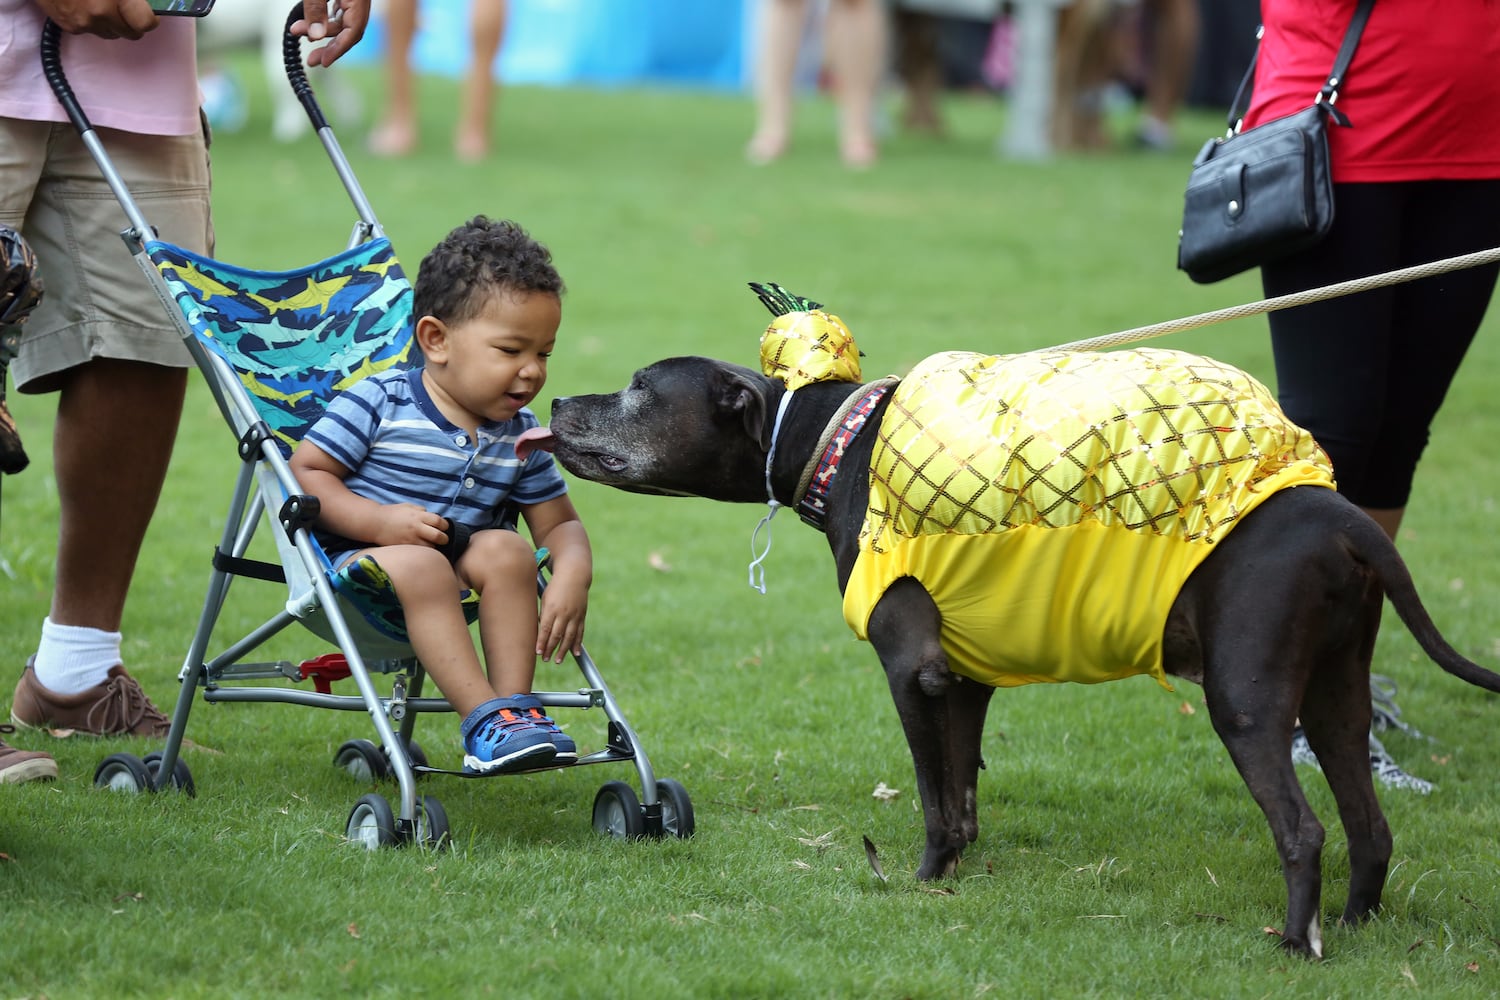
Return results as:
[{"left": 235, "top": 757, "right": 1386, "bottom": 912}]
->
[
  {"left": 369, "top": 0, "right": 420, "bottom": 156},
  {"left": 1362, "top": 507, "right": 1403, "bottom": 541},
  {"left": 747, "top": 0, "right": 808, "bottom": 164},
  {"left": 461, "top": 529, "right": 539, "bottom": 698},
  {"left": 826, "top": 0, "right": 885, "bottom": 168},
  {"left": 457, "top": 0, "right": 506, "bottom": 162},
  {"left": 1139, "top": 0, "right": 1200, "bottom": 148},
  {"left": 376, "top": 545, "right": 497, "bottom": 718},
  {"left": 894, "top": 8, "right": 944, "bottom": 135},
  {"left": 48, "top": 360, "right": 186, "bottom": 633}
]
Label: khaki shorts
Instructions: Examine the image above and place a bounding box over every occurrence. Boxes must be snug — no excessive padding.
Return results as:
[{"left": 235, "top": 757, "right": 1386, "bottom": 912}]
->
[{"left": 0, "top": 116, "right": 213, "bottom": 394}]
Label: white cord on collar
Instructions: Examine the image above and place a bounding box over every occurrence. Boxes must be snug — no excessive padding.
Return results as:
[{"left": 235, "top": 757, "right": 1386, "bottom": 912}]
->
[{"left": 748, "top": 388, "right": 795, "bottom": 594}]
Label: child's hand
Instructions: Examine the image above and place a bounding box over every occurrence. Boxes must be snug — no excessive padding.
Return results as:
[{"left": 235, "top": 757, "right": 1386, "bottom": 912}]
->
[
  {"left": 370, "top": 503, "right": 450, "bottom": 548},
  {"left": 537, "top": 576, "right": 588, "bottom": 664}
]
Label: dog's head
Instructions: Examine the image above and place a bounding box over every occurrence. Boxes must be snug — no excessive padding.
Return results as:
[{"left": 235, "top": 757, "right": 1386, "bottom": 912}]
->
[{"left": 544, "top": 356, "right": 779, "bottom": 504}]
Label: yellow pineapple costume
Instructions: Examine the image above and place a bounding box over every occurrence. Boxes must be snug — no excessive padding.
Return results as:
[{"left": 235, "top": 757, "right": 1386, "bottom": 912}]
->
[
  {"left": 840, "top": 348, "right": 1335, "bottom": 689},
  {"left": 759, "top": 308, "right": 862, "bottom": 390}
]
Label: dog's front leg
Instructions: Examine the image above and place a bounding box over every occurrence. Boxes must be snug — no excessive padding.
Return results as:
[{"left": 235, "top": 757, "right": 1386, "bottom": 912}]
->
[{"left": 867, "top": 578, "right": 971, "bottom": 879}]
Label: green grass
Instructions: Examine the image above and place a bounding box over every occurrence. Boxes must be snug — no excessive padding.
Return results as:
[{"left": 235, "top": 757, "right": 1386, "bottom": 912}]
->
[{"left": 3, "top": 59, "right": 1499, "bottom": 997}]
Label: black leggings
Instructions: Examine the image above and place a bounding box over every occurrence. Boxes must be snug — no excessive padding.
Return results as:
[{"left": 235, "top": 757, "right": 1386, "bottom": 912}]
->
[{"left": 1262, "top": 180, "right": 1500, "bottom": 509}]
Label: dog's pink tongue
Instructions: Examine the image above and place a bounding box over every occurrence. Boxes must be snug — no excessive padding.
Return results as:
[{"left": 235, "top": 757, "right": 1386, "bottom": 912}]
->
[{"left": 515, "top": 426, "right": 556, "bottom": 460}]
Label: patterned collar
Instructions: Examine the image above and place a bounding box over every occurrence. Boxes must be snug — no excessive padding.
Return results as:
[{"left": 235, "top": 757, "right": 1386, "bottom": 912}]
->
[{"left": 796, "top": 382, "right": 892, "bottom": 531}]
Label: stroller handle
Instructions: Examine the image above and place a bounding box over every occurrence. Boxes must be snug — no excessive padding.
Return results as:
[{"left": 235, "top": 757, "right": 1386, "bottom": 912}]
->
[
  {"left": 282, "top": 2, "right": 330, "bottom": 133},
  {"left": 39, "top": 7, "right": 387, "bottom": 244},
  {"left": 40, "top": 9, "right": 336, "bottom": 139},
  {"left": 38, "top": 20, "right": 90, "bottom": 136},
  {"left": 39, "top": 19, "right": 158, "bottom": 240}
]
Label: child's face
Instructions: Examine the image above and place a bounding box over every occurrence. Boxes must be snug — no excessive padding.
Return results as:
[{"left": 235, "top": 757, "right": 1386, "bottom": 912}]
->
[{"left": 419, "top": 288, "right": 562, "bottom": 429}]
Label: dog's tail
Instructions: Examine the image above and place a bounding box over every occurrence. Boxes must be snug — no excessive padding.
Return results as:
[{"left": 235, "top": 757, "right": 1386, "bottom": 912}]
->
[{"left": 1355, "top": 509, "right": 1500, "bottom": 692}]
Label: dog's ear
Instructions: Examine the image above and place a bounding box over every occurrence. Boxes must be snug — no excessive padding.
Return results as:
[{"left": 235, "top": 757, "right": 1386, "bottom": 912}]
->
[{"left": 713, "top": 368, "right": 775, "bottom": 451}]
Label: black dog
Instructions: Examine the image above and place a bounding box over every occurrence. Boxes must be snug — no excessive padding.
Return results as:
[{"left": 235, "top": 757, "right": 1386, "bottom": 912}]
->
[{"left": 535, "top": 351, "right": 1500, "bottom": 958}]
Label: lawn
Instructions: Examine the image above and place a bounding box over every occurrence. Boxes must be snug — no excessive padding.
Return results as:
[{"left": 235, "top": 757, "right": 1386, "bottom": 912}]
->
[{"left": 2, "top": 54, "right": 1498, "bottom": 998}]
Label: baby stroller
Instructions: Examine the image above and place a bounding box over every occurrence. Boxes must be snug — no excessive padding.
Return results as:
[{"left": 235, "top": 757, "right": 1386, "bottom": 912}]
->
[{"left": 44, "top": 7, "right": 692, "bottom": 848}]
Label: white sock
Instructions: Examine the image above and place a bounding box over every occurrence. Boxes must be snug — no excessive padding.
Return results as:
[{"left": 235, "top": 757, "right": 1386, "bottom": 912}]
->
[{"left": 31, "top": 617, "right": 123, "bottom": 695}]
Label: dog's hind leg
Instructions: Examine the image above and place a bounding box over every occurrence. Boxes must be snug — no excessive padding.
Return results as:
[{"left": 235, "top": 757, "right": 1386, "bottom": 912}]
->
[
  {"left": 1298, "top": 574, "right": 1392, "bottom": 927},
  {"left": 944, "top": 677, "right": 994, "bottom": 848},
  {"left": 866, "top": 578, "right": 970, "bottom": 879},
  {"left": 1202, "top": 647, "right": 1327, "bottom": 958}
]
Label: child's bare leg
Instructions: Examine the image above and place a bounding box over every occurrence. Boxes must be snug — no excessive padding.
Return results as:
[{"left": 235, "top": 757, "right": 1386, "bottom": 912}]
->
[
  {"left": 373, "top": 543, "right": 555, "bottom": 771},
  {"left": 459, "top": 528, "right": 540, "bottom": 698},
  {"left": 459, "top": 529, "right": 578, "bottom": 760},
  {"left": 370, "top": 545, "right": 492, "bottom": 716},
  {"left": 457, "top": 0, "right": 506, "bottom": 162}
]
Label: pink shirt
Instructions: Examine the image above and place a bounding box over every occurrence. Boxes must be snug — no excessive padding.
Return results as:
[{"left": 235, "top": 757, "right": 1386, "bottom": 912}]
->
[
  {"left": 1245, "top": 0, "right": 1500, "bottom": 183},
  {"left": 0, "top": 0, "right": 200, "bottom": 135}
]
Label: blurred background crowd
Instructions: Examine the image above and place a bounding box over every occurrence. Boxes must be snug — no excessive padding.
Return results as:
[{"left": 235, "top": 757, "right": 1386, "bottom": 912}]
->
[{"left": 196, "top": 0, "right": 1260, "bottom": 163}]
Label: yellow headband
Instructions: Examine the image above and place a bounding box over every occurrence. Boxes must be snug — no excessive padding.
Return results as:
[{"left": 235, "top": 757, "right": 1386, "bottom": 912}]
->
[{"left": 758, "top": 310, "right": 862, "bottom": 391}]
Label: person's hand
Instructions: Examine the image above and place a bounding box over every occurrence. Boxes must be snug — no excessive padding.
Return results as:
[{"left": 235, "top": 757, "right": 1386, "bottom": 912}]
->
[
  {"left": 537, "top": 577, "right": 588, "bottom": 664},
  {"left": 370, "top": 503, "right": 451, "bottom": 548},
  {"left": 292, "top": 0, "right": 370, "bottom": 68},
  {"left": 36, "top": 0, "right": 158, "bottom": 39}
]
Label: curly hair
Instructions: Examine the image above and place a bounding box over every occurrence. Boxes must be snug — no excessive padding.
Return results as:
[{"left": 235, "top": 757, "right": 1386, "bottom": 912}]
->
[{"left": 412, "top": 216, "right": 565, "bottom": 327}]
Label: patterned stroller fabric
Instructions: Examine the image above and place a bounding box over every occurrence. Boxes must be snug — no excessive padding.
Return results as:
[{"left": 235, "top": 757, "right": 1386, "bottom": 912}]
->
[
  {"left": 842, "top": 348, "right": 1336, "bottom": 689},
  {"left": 149, "top": 237, "right": 414, "bottom": 456},
  {"left": 147, "top": 236, "right": 469, "bottom": 643}
]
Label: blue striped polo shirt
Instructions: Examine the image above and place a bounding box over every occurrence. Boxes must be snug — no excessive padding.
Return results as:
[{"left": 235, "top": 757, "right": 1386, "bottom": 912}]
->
[{"left": 302, "top": 367, "right": 567, "bottom": 559}]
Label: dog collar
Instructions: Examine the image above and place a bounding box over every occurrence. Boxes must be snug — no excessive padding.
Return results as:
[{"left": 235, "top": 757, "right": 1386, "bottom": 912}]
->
[{"left": 796, "top": 381, "right": 893, "bottom": 531}]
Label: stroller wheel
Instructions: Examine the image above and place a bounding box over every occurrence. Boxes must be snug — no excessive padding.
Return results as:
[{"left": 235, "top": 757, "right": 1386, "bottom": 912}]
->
[
  {"left": 655, "top": 779, "right": 695, "bottom": 839},
  {"left": 94, "top": 752, "right": 151, "bottom": 793},
  {"left": 143, "top": 751, "right": 197, "bottom": 797},
  {"left": 592, "top": 780, "right": 645, "bottom": 839},
  {"left": 334, "top": 739, "right": 389, "bottom": 782},
  {"left": 346, "top": 793, "right": 398, "bottom": 849},
  {"left": 409, "top": 794, "right": 450, "bottom": 851}
]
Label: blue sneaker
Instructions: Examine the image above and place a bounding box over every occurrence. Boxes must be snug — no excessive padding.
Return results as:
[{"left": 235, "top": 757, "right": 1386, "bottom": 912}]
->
[
  {"left": 511, "top": 694, "right": 578, "bottom": 763},
  {"left": 460, "top": 698, "right": 556, "bottom": 774}
]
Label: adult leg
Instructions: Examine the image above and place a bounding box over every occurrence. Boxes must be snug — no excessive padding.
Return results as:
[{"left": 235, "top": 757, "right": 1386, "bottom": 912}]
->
[
  {"left": 456, "top": 0, "right": 507, "bottom": 162},
  {"left": 1262, "top": 184, "right": 1407, "bottom": 501},
  {"left": 1364, "top": 179, "right": 1500, "bottom": 520},
  {"left": 49, "top": 360, "right": 186, "bottom": 633},
  {"left": 1138, "top": 0, "right": 1200, "bottom": 149},
  {"left": 825, "top": 0, "right": 886, "bottom": 167},
  {"left": 893, "top": 7, "right": 944, "bottom": 134},
  {"left": 9, "top": 124, "right": 206, "bottom": 738},
  {"left": 747, "top": 0, "right": 809, "bottom": 164},
  {"left": 369, "top": 0, "right": 420, "bottom": 155}
]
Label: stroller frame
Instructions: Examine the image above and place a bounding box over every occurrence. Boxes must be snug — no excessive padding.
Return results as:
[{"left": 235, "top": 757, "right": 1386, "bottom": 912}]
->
[{"left": 44, "top": 6, "right": 691, "bottom": 847}]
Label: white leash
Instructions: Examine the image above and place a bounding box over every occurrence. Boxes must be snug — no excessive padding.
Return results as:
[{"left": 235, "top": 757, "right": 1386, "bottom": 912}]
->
[
  {"left": 1053, "top": 244, "right": 1500, "bottom": 353},
  {"left": 747, "top": 389, "right": 796, "bottom": 594}
]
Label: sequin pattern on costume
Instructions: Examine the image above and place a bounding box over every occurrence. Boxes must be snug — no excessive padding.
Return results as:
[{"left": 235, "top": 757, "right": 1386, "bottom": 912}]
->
[{"left": 861, "top": 348, "right": 1332, "bottom": 555}]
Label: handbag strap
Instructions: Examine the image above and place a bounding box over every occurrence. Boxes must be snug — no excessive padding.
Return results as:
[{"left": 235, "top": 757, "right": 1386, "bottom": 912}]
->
[{"left": 1226, "top": 0, "right": 1376, "bottom": 133}]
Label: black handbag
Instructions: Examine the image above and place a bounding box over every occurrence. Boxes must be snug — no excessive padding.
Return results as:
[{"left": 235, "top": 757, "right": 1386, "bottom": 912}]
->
[{"left": 1176, "top": 0, "right": 1374, "bottom": 284}]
